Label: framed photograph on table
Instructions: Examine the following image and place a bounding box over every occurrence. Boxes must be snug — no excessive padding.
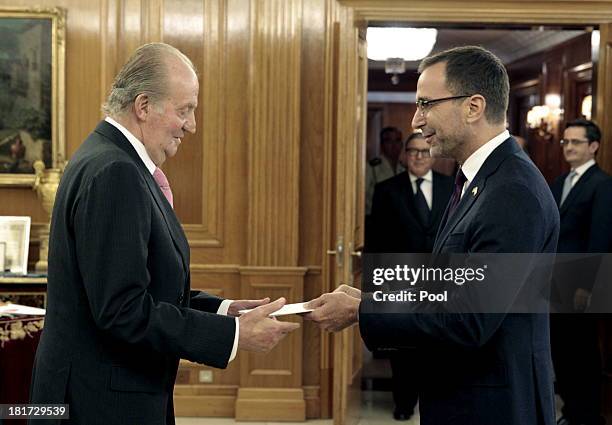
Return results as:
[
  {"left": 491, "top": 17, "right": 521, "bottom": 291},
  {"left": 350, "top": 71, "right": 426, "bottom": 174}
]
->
[
  {"left": 0, "top": 216, "right": 31, "bottom": 274},
  {"left": 0, "top": 7, "right": 66, "bottom": 187}
]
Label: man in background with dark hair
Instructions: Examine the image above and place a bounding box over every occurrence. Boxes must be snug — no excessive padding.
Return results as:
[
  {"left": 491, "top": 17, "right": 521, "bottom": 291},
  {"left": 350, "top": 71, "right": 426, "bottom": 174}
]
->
[
  {"left": 551, "top": 119, "right": 612, "bottom": 425},
  {"left": 367, "top": 132, "right": 452, "bottom": 420},
  {"left": 307, "top": 45, "right": 559, "bottom": 425}
]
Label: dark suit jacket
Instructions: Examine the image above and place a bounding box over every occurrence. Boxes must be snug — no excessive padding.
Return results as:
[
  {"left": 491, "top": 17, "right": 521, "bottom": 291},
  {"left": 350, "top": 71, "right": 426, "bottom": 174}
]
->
[
  {"left": 367, "top": 171, "right": 453, "bottom": 253},
  {"left": 30, "top": 121, "right": 236, "bottom": 425},
  {"left": 549, "top": 164, "right": 612, "bottom": 307},
  {"left": 359, "top": 138, "right": 560, "bottom": 425},
  {"left": 551, "top": 164, "right": 612, "bottom": 254}
]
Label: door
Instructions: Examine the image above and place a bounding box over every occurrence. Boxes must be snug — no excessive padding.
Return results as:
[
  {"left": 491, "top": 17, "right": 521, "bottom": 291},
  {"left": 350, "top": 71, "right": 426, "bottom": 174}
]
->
[{"left": 327, "top": 22, "right": 368, "bottom": 425}]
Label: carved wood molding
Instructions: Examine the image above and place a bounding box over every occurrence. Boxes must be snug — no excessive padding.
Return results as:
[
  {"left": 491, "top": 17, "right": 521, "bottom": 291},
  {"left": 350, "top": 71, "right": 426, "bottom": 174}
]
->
[
  {"left": 238, "top": 268, "right": 305, "bottom": 388},
  {"left": 337, "top": 0, "right": 612, "bottom": 23},
  {"left": 246, "top": 0, "right": 303, "bottom": 266}
]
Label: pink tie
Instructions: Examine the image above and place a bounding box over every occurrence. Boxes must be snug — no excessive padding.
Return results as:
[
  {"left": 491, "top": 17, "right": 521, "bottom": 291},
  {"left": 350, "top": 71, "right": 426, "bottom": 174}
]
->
[{"left": 153, "top": 167, "right": 173, "bottom": 208}]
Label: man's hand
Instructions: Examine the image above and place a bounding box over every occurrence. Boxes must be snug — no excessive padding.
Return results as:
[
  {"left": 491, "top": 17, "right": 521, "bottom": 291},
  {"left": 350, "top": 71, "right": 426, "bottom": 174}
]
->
[
  {"left": 228, "top": 297, "right": 270, "bottom": 317},
  {"left": 238, "top": 297, "right": 300, "bottom": 352},
  {"left": 303, "top": 292, "right": 360, "bottom": 332},
  {"left": 333, "top": 284, "right": 361, "bottom": 299}
]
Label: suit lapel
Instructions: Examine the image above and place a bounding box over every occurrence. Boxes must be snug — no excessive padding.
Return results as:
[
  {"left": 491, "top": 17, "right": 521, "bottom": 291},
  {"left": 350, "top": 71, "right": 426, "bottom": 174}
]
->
[
  {"left": 558, "top": 165, "right": 599, "bottom": 216},
  {"left": 433, "top": 179, "right": 484, "bottom": 254},
  {"left": 433, "top": 138, "right": 520, "bottom": 254},
  {"left": 551, "top": 176, "right": 564, "bottom": 207},
  {"left": 93, "top": 121, "right": 190, "bottom": 273}
]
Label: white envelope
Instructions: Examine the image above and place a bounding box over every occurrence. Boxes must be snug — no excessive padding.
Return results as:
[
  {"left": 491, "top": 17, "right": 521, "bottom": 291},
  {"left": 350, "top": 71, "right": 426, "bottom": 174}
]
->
[{"left": 239, "top": 301, "right": 313, "bottom": 317}]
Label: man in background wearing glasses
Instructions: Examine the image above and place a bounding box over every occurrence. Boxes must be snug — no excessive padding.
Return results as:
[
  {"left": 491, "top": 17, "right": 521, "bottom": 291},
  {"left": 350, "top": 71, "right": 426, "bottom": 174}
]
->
[
  {"left": 368, "top": 132, "right": 452, "bottom": 254},
  {"left": 551, "top": 119, "right": 612, "bottom": 425},
  {"left": 366, "top": 131, "right": 452, "bottom": 421}
]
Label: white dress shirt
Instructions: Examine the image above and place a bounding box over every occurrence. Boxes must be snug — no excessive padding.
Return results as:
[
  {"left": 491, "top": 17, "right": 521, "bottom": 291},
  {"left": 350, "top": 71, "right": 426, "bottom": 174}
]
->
[
  {"left": 409, "top": 169, "right": 433, "bottom": 209},
  {"left": 459, "top": 130, "right": 510, "bottom": 198},
  {"left": 105, "top": 117, "right": 239, "bottom": 362},
  {"left": 568, "top": 159, "right": 596, "bottom": 188}
]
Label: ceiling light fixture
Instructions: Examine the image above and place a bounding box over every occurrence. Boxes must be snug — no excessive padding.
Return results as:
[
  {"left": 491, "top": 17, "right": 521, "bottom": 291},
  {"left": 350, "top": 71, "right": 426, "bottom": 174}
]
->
[{"left": 367, "top": 27, "right": 438, "bottom": 61}]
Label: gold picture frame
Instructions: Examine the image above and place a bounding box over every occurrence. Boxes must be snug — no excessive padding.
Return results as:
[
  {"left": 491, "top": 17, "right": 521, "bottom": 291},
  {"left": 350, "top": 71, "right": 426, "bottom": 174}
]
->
[{"left": 0, "top": 6, "right": 66, "bottom": 187}]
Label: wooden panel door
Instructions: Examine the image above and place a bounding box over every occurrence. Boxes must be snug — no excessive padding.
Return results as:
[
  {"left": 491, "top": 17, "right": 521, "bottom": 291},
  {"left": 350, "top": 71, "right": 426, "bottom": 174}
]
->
[{"left": 329, "top": 21, "right": 367, "bottom": 425}]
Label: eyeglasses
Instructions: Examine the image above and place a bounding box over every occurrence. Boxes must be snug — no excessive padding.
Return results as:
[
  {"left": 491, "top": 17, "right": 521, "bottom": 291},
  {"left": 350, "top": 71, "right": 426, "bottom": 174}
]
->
[
  {"left": 560, "top": 139, "right": 590, "bottom": 147},
  {"left": 405, "top": 148, "right": 431, "bottom": 158},
  {"left": 415, "top": 95, "right": 472, "bottom": 113}
]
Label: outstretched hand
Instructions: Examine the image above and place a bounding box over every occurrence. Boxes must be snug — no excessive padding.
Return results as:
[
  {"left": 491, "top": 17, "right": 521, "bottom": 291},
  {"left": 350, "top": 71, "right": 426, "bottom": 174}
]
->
[
  {"left": 303, "top": 291, "right": 360, "bottom": 332},
  {"left": 238, "top": 297, "right": 300, "bottom": 353}
]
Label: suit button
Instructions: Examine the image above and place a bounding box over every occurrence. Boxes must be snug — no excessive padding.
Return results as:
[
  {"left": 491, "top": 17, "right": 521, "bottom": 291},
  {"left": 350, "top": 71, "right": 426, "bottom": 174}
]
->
[{"left": 178, "top": 293, "right": 184, "bottom": 303}]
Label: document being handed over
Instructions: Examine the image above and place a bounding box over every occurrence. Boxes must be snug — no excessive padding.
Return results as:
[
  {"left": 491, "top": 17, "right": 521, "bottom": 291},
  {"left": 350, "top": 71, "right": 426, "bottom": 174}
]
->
[{"left": 239, "top": 301, "right": 313, "bottom": 317}]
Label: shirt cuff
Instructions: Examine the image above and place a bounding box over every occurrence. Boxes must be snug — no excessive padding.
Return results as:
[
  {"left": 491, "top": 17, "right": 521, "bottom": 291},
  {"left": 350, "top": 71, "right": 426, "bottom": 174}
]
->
[
  {"left": 217, "top": 299, "right": 233, "bottom": 316},
  {"left": 229, "top": 317, "right": 239, "bottom": 363},
  {"left": 216, "top": 299, "right": 238, "bottom": 363}
]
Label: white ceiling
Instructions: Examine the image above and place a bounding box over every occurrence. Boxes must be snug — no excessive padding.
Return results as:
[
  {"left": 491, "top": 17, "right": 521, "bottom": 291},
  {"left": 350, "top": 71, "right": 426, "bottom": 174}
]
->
[{"left": 368, "top": 28, "right": 589, "bottom": 70}]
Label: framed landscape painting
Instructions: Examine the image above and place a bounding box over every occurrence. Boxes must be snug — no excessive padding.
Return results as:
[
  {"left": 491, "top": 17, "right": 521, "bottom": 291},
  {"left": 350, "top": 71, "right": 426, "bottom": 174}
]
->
[{"left": 0, "top": 7, "right": 65, "bottom": 187}]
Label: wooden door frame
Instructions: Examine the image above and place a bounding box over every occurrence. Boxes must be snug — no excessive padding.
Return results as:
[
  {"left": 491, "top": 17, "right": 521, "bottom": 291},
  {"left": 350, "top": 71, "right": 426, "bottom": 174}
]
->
[{"left": 327, "top": 1, "right": 612, "bottom": 424}]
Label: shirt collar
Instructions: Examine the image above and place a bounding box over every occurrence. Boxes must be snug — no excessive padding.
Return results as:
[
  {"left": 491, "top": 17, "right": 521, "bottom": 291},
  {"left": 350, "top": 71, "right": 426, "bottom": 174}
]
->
[
  {"left": 104, "top": 116, "right": 157, "bottom": 175},
  {"left": 409, "top": 169, "right": 433, "bottom": 183},
  {"left": 572, "top": 159, "right": 596, "bottom": 177},
  {"left": 460, "top": 130, "right": 510, "bottom": 183}
]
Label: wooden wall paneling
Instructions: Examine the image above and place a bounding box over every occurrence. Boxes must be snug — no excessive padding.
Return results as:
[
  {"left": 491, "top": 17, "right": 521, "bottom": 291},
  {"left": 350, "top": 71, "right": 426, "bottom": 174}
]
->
[
  {"left": 563, "top": 63, "right": 592, "bottom": 122},
  {"left": 163, "top": 0, "right": 227, "bottom": 243},
  {"left": 302, "top": 268, "right": 323, "bottom": 418},
  {"left": 187, "top": 0, "right": 250, "bottom": 266},
  {"left": 234, "top": 0, "right": 308, "bottom": 419},
  {"left": 235, "top": 267, "right": 307, "bottom": 421},
  {"left": 246, "top": 0, "right": 302, "bottom": 267},
  {"left": 100, "top": 0, "right": 118, "bottom": 113},
  {"left": 299, "top": 0, "right": 326, "bottom": 268},
  {"left": 174, "top": 265, "right": 242, "bottom": 416},
  {"left": 163, "top": 0, "right": 204, "bottom": 226}
]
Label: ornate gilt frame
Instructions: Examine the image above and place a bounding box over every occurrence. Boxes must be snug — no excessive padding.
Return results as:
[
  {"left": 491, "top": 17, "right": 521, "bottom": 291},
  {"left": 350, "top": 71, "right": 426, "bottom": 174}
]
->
[{"left": 0, "top": 6, "right": 66, "bottom": 187}]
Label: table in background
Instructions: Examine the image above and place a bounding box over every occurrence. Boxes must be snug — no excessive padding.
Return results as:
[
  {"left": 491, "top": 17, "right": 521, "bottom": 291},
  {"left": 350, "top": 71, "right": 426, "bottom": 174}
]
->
[{"left": 0, "top": 276, "right": 46, "bottom": 425}]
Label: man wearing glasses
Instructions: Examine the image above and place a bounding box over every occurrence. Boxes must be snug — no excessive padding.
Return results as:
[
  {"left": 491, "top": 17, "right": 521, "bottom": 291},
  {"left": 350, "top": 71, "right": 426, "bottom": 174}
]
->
[
  {"left": 306, "top": 46, "right": 560, "bottom": 425},
  {"left": 551, "top": 119, "right": 612, "bottom": 425},
  {"left": 367, "top": 131, "right": 452, "bottom": 421},
  {"left": 368, "top": 132, "right": 452, "bottom": 254}
]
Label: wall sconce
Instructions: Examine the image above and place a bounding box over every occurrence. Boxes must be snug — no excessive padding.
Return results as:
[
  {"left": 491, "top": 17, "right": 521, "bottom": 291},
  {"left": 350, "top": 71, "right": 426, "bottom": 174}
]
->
[
  {"left": 581, "top": 95, "right": 592, "bottom": 120},
  {"left": 526, "top": 94, "right": 564, "bottom": 135}
]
